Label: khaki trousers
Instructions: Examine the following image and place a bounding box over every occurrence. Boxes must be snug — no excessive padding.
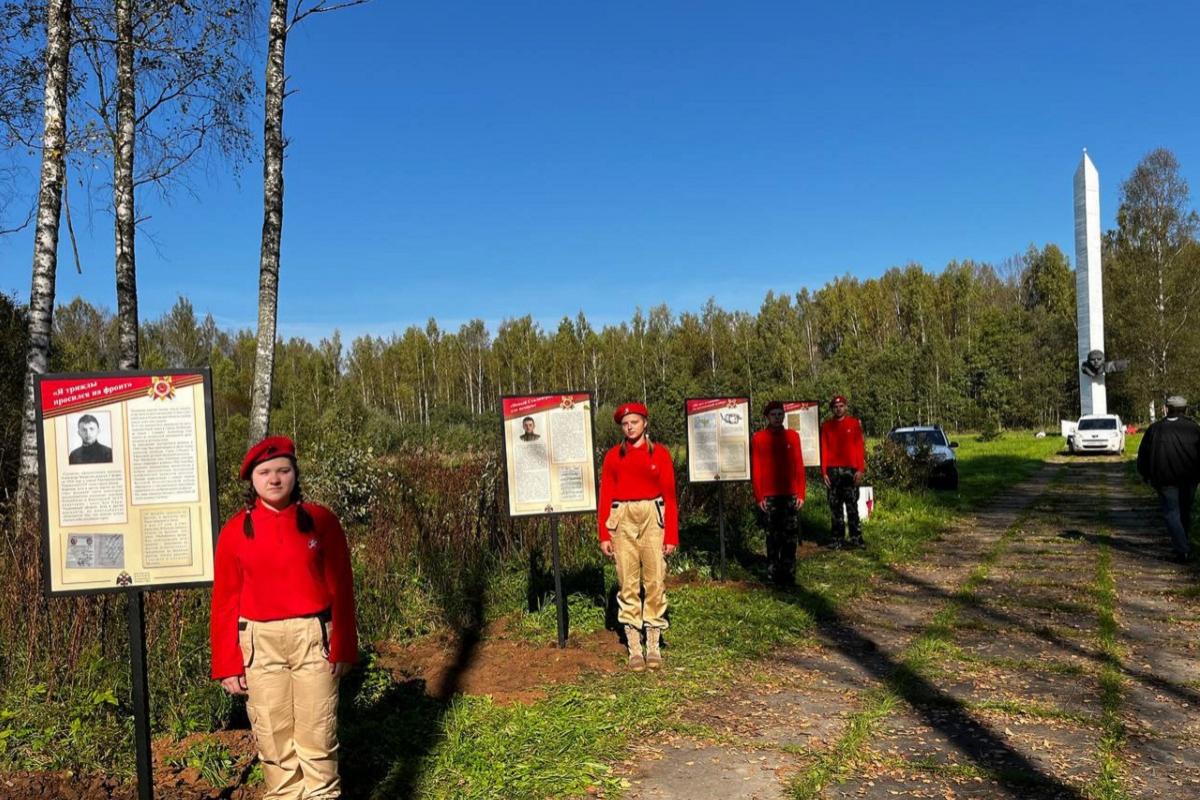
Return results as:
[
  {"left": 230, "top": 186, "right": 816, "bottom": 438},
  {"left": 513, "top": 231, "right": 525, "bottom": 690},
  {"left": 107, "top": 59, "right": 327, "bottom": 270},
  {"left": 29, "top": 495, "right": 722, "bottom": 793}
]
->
[
  {"left": 608, "top": 499, "right": 669, "bottom": 629},
  {"left": 239, "top": 616, "right": 341, "bottom": 799}
]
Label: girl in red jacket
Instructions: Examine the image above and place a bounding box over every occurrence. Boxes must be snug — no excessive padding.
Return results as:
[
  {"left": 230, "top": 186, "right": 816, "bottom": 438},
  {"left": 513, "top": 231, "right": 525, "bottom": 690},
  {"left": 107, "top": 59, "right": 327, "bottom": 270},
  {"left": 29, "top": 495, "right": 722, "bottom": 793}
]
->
[
  {"left": 210, "top": 436, "right": 357, "bottom": 799},
  {"left": 598, "top": 402, "right": 679, "bottom": 670}
]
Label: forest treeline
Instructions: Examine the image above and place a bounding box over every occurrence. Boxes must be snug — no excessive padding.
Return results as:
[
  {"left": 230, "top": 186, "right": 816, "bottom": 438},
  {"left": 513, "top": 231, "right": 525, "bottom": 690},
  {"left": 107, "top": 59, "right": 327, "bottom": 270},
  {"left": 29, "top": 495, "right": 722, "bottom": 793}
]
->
[{"left": 2, "top": 143, "right": 1198, "bottom": 504}]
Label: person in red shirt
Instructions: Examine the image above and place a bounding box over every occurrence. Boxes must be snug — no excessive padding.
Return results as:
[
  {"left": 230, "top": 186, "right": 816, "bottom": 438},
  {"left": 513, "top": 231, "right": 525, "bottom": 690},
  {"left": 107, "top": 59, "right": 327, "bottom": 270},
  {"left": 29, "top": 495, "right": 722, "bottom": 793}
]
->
[
  {"left": 819, "top": 395, "right": 867, "bottom": 548},
  {"left": 598, "top": 402, "right": 678, "bottom": 671},
  {"left": 210, "top": 436, "right": 357, "bottom": 799},
  {"left": 751, "top": 401, "right": 806, "bottom": 585}
]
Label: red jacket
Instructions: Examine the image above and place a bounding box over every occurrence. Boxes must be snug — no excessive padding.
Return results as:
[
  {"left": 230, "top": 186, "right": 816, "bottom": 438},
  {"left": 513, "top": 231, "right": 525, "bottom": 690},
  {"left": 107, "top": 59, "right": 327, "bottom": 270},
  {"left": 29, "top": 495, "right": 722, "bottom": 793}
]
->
[
  {"left": 751, "top": 427, "right": 806, "bottom": 503},
  {"left": 819, "top": 415, "right": 866, "bottom": 476},
  {"left": 210, "top": 500, "right": 358, "bottom": 679},
  {"left": 598, "top": 441, "right": 679, "bottom": 545}
]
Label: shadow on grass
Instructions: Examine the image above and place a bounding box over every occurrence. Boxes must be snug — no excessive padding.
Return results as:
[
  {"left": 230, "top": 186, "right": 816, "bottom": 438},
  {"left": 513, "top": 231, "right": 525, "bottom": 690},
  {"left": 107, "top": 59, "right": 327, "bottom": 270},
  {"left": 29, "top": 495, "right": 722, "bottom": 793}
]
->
[
  {"left": 341, "top": 488, "right": 499, "bottom": 799},
  {"left": 341, "top": 570, "right": 485, "bottom": 800},
  {"left": 526, "top": 547, "right": 605, "bottom": 614},
  {"left": 879, "top": 539, "right": 1200, "bottom": 708},
  {"left": 773, "top": 580, "right": 1088, "bottom": 797},
  {"left": 762, "top": 470, "right": 1089, "bottom": 797},
  {"left": 1059, "top": 528, "right": 1195, "bottom": 568}
]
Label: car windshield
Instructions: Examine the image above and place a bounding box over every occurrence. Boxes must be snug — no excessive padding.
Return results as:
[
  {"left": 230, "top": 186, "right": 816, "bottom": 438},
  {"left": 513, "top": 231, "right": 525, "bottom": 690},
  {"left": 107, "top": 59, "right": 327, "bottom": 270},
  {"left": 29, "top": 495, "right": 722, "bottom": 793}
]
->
[
  {"left": 891, "top": 429, "right": 947, "bottom": 447},
  {"left": 1078, "top": 418, "right": 1118, "bottom": 431}
]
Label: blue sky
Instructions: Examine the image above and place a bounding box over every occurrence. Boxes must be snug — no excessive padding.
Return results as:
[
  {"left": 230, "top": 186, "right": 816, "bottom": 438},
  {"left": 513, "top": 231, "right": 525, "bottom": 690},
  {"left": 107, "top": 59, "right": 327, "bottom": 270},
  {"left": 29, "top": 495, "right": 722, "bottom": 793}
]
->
[{"left": 2, "top": 0, "right": 1198, "bottom": 342}]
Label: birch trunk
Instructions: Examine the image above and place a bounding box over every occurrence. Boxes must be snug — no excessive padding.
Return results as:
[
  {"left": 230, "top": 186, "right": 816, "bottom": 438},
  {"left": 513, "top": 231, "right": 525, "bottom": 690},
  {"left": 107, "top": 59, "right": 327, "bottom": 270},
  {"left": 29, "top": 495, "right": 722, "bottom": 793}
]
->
[
  {"left": 475, "top": 350, "right": 484, "bottom": 413},
  {"left": 17, "top": 0, "right": 73, "bottom": 510},
  {"left": 114, "top": 0, "right": 138, "bottom": 369},
  {"left": 248, "top": 0, "right": 288, "bottom": 444}
]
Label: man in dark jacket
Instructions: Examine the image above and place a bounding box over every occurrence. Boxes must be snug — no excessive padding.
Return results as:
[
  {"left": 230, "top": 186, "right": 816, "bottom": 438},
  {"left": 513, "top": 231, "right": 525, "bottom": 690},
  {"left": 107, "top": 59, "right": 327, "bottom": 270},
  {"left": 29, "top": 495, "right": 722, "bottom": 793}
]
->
[{"left": 1137, "top": 396, "right": 1200, "bottom": 562}]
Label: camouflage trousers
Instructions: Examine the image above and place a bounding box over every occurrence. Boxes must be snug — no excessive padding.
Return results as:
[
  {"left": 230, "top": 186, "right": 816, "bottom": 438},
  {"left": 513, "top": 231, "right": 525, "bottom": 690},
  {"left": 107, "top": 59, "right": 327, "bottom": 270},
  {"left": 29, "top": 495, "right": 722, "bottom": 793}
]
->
[
  {"left": 826, "top": 467, "right": 862, "bottom": 541},
  {"left": 757, "top": 495, "right": 800, "bottom": 584}
]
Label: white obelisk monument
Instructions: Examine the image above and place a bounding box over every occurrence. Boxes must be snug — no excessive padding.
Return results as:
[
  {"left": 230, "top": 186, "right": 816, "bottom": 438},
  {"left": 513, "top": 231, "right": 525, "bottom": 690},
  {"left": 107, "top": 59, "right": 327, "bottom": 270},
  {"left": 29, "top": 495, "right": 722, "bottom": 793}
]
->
[{"left": 1074, "top": 150, "right": 1105, "bottom": 416}]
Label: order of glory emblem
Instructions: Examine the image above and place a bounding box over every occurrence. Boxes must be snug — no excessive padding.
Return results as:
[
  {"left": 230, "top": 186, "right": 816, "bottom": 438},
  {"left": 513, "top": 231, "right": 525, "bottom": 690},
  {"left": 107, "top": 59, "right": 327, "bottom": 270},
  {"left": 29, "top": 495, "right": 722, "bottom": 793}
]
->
[{"left": 147, "top": 376, "right": 176, "bottom": 401}]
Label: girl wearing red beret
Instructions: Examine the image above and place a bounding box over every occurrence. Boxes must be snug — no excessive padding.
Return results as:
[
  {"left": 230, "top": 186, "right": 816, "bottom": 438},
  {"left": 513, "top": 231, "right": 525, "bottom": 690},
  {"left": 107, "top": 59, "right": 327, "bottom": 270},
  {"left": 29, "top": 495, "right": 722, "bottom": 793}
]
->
[
  {"left": 598, "top": 403, "right": 679, "bottom": 670},
  {"left": 210, "top": 436, "right": 357, "bottom": 799}
]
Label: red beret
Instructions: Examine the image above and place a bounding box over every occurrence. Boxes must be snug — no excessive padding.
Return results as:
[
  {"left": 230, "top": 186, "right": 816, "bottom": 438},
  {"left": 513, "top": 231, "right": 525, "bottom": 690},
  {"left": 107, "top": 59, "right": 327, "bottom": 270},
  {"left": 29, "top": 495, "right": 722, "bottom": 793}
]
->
[
  {"left": 614, "top": 402, "right": 649, "bottom": 424},
  {"left": 763, "top": 400, "right": 784, "bottom": 415},
  {"left": 830, "top": 395, "right": 848, "bottom": 406},
  {"left": 239, "top": 435, "right": 296, "bottom": 479}
]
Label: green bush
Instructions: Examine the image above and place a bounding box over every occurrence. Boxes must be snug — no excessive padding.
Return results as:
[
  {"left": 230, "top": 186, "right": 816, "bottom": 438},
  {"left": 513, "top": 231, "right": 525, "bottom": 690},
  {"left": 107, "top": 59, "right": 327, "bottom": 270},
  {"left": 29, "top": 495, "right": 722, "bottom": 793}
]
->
[
  {"left": 977, "top": 417, "right": 1002, "bottom": 442},
  {"left": 869, "top": 438, "right": 936, "bottom": 491},
  {"left": 305, "top": 436, "right": 388, "bottom": 524}
]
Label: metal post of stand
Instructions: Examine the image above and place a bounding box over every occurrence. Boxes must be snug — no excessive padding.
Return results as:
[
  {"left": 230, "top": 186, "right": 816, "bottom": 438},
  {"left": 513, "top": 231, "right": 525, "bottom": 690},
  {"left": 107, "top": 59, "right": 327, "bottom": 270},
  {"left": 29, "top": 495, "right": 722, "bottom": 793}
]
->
[
  {"left": 717, "top": 483, "right": 727, "bottom": 580},
  {"left": 127, "top": 590, "right": 154, "bottom": 800},
  {"left": 549, "top": 516, "right": 568, "bottom": 647}
]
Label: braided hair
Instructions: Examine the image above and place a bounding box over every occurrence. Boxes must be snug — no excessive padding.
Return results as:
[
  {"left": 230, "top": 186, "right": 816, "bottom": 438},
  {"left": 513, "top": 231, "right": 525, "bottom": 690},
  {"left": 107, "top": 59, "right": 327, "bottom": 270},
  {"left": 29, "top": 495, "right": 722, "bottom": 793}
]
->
[
  {"left": 242, "top": 459, "right": 315, "bottom": 538},
  {"left": 619, "top": 430, "right": 654, "bottom": 458}
]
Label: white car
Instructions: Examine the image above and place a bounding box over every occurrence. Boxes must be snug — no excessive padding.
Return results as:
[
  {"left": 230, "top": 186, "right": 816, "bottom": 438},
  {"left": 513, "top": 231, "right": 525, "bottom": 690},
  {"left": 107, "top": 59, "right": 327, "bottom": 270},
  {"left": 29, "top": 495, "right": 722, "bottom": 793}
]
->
[{"left": 1070, "top": 414, "right": 1125, "bottom": 455}]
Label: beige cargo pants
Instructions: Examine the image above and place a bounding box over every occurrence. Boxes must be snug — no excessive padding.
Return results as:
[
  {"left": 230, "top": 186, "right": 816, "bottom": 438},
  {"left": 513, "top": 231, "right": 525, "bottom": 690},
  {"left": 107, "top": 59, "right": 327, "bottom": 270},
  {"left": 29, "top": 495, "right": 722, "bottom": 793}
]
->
[
  {"left": 239, "top": 616, "right": 341, "bottom": 799},
  {"left": 607, "top": 498, "right": 669, "bottom": 629}
]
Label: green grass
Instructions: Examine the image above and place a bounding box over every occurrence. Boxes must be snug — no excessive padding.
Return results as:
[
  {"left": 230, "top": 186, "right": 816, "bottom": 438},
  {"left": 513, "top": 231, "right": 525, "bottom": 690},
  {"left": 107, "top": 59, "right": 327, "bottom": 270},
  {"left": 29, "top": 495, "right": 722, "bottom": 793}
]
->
[
  {"left": 945, "top": 434, "right": 1063, "bottom": 509},
  {"left": 0, "top": 652, "right": 136, "bottom": 775},
  {"left": 951, "top": 651, "right": 1087, "bottom": 677},
  {"left": 164, "top": 738, "right": 242, "bottom": 787}
]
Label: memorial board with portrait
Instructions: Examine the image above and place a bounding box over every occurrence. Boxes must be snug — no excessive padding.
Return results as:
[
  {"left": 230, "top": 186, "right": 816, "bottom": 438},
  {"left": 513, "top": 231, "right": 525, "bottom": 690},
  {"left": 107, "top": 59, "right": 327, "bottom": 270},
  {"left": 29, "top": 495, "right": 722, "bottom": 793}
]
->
[
  {"left": 500, "top": 392, "right": 597, "bottom": 517},
  {"left": 685, "top": 397, "right": 751, "bottom": 483},
  {"left": 35, "top": 370, "right": 219, "bottom": 596}
]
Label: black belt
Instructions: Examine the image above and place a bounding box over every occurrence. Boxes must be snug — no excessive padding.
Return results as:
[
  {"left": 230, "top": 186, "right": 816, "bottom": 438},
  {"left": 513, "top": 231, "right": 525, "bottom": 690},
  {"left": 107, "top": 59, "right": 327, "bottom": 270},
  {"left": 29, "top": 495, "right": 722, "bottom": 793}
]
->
[
  {"left": 611, "top": 496, "right": 663, "bottom": 505},
  {"left": 237, "top": 608, "right": 331, "bottom": 631}
]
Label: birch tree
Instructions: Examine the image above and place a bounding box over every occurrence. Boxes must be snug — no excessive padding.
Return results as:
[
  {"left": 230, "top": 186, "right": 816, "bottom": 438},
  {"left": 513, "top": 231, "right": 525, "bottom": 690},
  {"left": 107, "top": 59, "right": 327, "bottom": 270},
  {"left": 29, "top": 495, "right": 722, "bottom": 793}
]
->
[
  {"left": 248, "top": 0, "right": 367, "bottom": 444},
  {"left": 17, "top": 0, "right": 72, "bottom": 509},
  {"left": 245, "top": 0, "right": 288, "bottom": 442},
  {"left": 113, "top": 0, "right": 136, "bottom": 366},
  {"left": 72, "top": 0, "right": 255, "bottom": 369}
]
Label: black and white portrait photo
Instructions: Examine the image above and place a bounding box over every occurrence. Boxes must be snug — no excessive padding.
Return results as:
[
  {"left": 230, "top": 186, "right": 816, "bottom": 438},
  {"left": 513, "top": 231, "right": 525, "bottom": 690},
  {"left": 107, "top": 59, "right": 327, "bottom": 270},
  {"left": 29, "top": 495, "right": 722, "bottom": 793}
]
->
[
  {"left": 518, "top": 416, "right": 541, "bottom": 442},
  {"left": 68, "top": 411, "right": 114, "bottom": 465}
]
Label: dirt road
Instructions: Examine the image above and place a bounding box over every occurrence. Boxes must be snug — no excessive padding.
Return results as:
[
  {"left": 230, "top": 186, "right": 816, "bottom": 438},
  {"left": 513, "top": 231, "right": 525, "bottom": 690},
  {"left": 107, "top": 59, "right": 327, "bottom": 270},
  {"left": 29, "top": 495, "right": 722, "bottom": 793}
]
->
[{"left": 622, "top": 458, "right": 1200, "bottom": 799}]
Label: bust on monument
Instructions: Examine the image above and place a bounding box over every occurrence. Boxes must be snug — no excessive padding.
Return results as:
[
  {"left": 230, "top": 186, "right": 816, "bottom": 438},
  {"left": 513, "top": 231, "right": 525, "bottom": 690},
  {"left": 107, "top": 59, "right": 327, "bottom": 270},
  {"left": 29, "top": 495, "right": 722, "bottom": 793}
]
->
[{"left": 1080, "top": 349, "right": 1129, "bottom": 381}]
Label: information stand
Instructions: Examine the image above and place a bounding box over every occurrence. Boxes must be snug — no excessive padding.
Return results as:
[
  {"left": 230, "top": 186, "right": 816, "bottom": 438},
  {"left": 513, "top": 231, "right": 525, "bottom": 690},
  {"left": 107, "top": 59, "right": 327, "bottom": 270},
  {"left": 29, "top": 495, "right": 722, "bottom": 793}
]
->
[
  {"left": 500, "top": 392, "right": 597, "bottom": 646},
  {"left": 779, "top": 400, "right": 822, "bottom": 468},
  {"left": 35, "top": 369, "right": 220, "bottom": 800},
  {"left": 684, "top": 397, "right": 751, "bottom": 579}
]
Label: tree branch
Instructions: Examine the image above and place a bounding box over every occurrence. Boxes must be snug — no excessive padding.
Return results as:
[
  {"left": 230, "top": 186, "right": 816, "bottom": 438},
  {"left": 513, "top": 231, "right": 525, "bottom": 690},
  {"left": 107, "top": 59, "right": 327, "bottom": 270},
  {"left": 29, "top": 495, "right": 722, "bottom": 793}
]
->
[
  {"left": 135, "top": 74, "right": 204, "bottom": 124},
  {"left": 0, "top": 202, "right": 34, "bottom": 235},
  {"left": 63, "top": 177, "right": 84, "bottom": 274},
  {"left": 289, "top": 0, "right": 370, "bottom": 31}
]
